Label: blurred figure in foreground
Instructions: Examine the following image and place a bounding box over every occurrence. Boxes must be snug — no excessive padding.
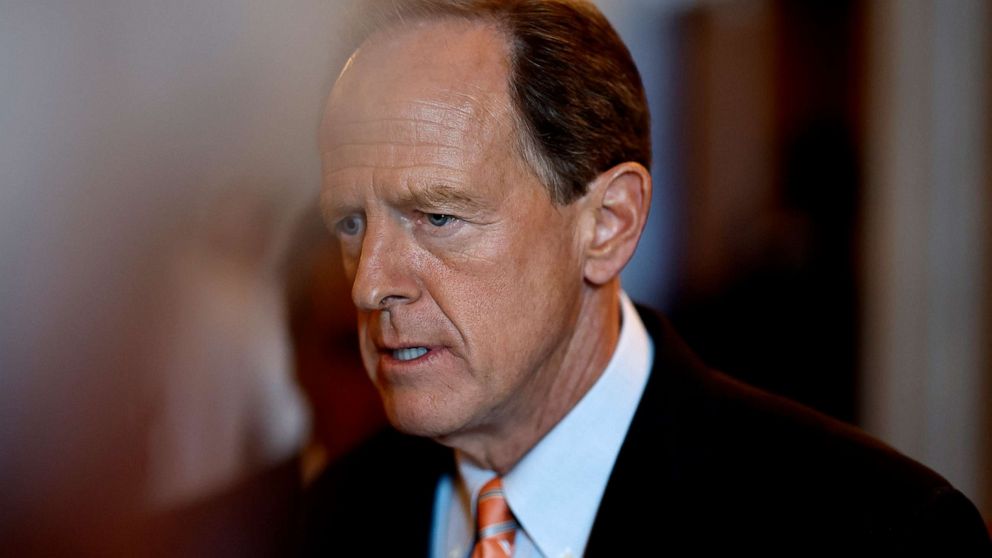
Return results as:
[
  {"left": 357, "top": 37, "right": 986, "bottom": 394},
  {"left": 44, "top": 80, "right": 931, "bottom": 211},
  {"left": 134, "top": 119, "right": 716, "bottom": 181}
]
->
[
  {"left": 286, "top": 207, "right": 387, "bottom": 485},
  {"left": 1, "top": 1, "right": 339, "bottom": 554}
]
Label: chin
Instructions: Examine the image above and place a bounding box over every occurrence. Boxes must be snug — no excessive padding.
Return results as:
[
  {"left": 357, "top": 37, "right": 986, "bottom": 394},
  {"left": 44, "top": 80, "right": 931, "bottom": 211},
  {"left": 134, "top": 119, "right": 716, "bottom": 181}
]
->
[{"left": 379, "top": 388, "right": 471, "bottom": 440}]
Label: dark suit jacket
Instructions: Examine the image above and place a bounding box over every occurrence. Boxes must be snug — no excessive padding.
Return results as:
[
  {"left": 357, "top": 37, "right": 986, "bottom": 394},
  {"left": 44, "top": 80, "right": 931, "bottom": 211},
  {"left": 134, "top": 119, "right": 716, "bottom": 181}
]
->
[{"left": 302, "top": 307, "right": 991, "bottom": 555}]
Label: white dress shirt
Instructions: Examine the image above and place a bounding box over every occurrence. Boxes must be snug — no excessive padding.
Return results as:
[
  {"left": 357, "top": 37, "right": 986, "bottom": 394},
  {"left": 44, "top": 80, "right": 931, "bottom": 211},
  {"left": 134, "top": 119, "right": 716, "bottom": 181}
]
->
[{"left": 431, "top": 292, "right": 654, "bottom": 558}]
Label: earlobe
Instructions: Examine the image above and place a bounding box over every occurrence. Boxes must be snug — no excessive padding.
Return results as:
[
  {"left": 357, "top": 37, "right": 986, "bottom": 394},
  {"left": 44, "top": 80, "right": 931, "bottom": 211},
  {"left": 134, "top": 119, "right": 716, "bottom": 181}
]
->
[{"left": 582, "top": 162, "right": 652, "bottom": 285}]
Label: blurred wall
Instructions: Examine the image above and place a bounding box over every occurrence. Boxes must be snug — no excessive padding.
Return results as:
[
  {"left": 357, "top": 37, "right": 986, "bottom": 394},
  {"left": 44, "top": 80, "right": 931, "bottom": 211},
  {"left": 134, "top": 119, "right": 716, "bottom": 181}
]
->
[
  {"left": 861, "top": 0, "right": 990, "bottom": 518},
  {"left": 595, "top": 0, "right": 696, "bottom": 308},
  {"left": 670, "top": 0, "right": 864, "bottom": 423},
  {"left": 661, "top": 0, "right": 990, "bottom": 520}
]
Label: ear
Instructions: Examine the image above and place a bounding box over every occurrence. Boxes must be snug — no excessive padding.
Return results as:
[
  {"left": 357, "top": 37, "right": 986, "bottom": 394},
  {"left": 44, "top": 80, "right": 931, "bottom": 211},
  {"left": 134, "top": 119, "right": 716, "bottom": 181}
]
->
[{"left": 581, "top": 162, "right": 652, "bottom": 285}]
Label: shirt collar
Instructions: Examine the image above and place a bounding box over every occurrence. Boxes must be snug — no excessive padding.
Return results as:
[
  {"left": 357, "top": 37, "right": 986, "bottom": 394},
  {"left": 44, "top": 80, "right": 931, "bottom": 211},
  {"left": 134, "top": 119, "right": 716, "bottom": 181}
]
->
[{"left": 456, "top": 292, "right": 653, "bottom": 558}]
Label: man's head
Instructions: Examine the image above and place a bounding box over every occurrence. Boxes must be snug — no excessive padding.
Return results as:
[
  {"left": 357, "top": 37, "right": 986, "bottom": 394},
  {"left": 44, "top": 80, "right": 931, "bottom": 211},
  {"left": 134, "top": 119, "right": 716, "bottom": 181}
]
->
[{"left": 320, "top": 0, "right": 652, "bottom": 470}]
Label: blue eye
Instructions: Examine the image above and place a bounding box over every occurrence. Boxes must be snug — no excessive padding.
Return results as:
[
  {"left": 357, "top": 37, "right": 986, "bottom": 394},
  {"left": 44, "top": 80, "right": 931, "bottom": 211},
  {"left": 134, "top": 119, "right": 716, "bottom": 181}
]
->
[
  {"left": 426, "top": 213, "right": 454, "bottom": 227},
  {"left": 336, "top": 215, "right": 363, "bottom": 236}
]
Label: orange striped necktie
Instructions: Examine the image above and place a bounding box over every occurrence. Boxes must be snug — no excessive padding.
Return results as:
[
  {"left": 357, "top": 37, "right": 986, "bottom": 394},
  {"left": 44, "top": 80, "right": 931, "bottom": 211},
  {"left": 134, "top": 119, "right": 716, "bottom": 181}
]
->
[{"left": 471, "top": 477, "right": 517, "bottom": 558}]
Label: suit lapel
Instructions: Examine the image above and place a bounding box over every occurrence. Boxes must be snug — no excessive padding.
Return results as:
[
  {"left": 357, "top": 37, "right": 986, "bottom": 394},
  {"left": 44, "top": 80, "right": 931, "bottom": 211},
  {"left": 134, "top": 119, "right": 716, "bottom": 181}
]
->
[{"left": 584, "top": 307, "right": 708, "bottom": 555}]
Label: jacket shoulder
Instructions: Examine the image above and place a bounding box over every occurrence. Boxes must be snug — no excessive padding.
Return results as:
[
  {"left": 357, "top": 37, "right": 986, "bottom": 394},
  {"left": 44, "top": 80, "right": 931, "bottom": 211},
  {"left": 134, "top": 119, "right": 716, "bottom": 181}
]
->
[
  {"left": 689, "top": 365, "right": 991, "bottom": 551},
  {"left": 598, "top": 305, "right": 991, "bottom": 552}
]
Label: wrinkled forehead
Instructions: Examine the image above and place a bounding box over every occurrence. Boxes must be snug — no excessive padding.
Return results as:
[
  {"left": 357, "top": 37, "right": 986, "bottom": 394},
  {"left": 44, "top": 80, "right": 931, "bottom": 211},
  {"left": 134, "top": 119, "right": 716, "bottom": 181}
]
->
[{"left": 321, "top": 18, "right": 515, "bottom": 147}]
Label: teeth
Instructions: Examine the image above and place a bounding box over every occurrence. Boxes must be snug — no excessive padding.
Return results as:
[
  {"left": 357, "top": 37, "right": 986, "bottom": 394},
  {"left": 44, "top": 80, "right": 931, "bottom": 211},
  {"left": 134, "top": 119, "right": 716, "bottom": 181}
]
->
[{"left": 393, "top": 347, "right": 429, "bottom": 361}]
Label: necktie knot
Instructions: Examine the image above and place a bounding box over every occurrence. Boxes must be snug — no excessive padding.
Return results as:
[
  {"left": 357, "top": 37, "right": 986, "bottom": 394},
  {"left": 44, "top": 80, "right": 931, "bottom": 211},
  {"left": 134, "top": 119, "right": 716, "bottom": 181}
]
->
[{"left": 471, "top": 477, "right": 517, "bottom": 558}]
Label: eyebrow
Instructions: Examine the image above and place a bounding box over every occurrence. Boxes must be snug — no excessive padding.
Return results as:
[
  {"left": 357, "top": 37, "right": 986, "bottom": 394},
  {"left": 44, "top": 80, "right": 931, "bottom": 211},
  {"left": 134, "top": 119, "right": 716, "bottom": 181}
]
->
[{"left": 399, "top": 183, "right": 490, "bottom": 215}]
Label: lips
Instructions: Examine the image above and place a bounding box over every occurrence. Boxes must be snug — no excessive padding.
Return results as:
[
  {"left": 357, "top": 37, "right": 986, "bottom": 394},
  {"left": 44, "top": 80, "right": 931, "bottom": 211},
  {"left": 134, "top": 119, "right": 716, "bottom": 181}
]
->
[
  {"left": 366, "top": 316, "right": 450, "bottom": 365},
  {"left": 368, "top": 322, "right": 453, "bottom": 369},
  {"left": 377, "top": 345, "right": 449, "bottom": 377},
  {"left": 371, "top": 340, "right": 458, "bottom": 384}
]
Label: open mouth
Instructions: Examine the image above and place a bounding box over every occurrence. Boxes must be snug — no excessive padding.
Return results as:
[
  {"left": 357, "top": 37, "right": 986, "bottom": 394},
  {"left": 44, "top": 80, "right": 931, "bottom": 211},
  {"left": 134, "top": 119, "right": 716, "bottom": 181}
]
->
[{"left": 392, "top": 347, "right": 429, "bottom": 361}]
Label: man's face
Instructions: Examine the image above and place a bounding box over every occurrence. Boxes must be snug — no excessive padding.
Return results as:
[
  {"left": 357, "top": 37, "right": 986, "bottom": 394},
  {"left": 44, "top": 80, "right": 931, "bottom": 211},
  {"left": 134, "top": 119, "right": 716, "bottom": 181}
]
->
[{"left": 320, "top": 20, "right": 588, "bottom": 442}]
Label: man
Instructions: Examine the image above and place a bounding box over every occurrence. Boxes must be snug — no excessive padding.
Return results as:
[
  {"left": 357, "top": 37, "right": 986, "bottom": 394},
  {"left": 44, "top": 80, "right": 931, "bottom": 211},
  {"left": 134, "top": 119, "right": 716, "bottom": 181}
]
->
[{"left": 303, "top": 1, "right": 991, "bottom": 555}]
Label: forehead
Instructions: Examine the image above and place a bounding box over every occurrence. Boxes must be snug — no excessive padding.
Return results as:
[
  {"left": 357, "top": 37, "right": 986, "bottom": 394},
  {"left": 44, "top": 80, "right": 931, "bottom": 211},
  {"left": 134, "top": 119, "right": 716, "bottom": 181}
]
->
[
  {"left": 319, "top": 19, "right": 527, "bottom": 214},
  {"left": 322, "top": 19, "right": 514, "bottom": 150}
]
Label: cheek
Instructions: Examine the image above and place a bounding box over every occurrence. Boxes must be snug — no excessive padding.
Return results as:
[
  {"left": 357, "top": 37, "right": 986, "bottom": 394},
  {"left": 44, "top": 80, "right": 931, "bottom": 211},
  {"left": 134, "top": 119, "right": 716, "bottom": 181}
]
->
[
  {"left": 505, "top": 225, "right": 583, "bottom": 339},
  {"left": 506, "top": 220, "right": 580, "bottom": 296},
  {"left": 460, "top": 234, "right": 575, "bottom": 351},
  {"left": 426, "top": 204, "right": 581, "bottom": 356}
]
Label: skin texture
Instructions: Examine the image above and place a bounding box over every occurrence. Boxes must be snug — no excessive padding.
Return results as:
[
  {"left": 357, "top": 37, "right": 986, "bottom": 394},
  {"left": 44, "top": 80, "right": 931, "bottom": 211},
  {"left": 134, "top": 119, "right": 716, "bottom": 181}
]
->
[{"left": 320, "top": 19, "right": 651, "bottom": 473}]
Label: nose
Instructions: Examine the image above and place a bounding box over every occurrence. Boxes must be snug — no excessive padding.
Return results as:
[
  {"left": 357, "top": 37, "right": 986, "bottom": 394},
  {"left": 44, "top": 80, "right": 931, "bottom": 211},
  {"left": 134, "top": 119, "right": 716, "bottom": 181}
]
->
[{"left": 350, "top": 219, "right": 420, "bottom": 312}]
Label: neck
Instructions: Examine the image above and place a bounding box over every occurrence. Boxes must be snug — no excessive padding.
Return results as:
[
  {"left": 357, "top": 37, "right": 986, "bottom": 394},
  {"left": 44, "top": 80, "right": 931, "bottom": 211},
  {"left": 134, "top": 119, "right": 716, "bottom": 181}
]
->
[{"left": 441, "top": 281, "right": 622, "bottom": 474}]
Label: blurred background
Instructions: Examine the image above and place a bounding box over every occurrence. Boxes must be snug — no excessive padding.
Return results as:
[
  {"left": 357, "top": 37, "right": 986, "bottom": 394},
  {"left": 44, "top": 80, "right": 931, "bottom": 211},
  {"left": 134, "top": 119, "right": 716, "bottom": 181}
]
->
[{"left": 1, "top": 0, "right": 989, "bottom": 554}]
